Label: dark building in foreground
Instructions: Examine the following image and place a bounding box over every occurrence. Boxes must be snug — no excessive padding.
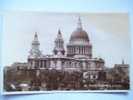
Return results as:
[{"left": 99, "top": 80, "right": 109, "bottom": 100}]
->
[{"left": 4, "top": 17, "right": 129, "bottom": 91}]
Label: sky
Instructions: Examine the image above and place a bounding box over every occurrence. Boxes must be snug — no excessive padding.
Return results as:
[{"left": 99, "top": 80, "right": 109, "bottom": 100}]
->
[{"left": 1, "top": 12, "right": 131, "bottom": 67}]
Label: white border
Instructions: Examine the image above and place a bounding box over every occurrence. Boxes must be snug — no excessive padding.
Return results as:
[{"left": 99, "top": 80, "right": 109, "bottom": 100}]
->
[{"left": 2, "top": 90, "right": 129, "bottom": 95}]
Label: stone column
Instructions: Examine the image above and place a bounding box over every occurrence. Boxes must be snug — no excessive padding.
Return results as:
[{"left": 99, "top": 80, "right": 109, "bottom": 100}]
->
[
  {"left": 76, "top": 62, "right": 79, "bottom": 69},
  {"left": 83, "top": 47, "right": 85, "bottom": 54},
  {"left": 79, "top": 47, "right": 81, "bottom": 54},
  {"left": 29, "top": 61, "right": 32, "bottom": 69},
  {"left": 72, "top": 47, "right": 73, "bottom": 54},
  {"left": 40, "top": 60, "right": 42, "bottom": 68},
  {"left": 87, "top": 46, "right": 89, "bottom": 55},
  {"left": 78, "top": 46, "right": 80, "bottom": 54},
  {"left": 38, "top": 61, "right": 40, "bottom": 68},
  {"left": 50, "top": 60, "right": 55, "bottom": 69},
  {"left": 44, "top": 61, "right": 47, "bottom": 68},
  {"left": 32, "top": 60, "right": 35, "bottom": 69},
  {"left": 66, "top": 61, "right": 69, "bottom": 68},
  {"left": 42, "top": 61, "right": 43, "bottom": 68},
  {"left": 70, "top": 47, "right": 72, "bottom": 54},
  {"left": 81, "top": 47, "right": 83, "bottom": 54},
  {"left": 85, "top": 46, "right": 86, "bottom": 55},
  {"left": 73, "top": 47, "right": 75, "bottom": 54},
  {"left": 56, "top": 59, "right": 62, "bottom": 70},
  {"left": 82, "top": 61, "right": 86, "bottom": 70}
]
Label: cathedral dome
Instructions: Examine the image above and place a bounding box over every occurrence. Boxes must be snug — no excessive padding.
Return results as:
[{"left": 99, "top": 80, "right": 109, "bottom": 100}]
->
[
  {"left": 69, "top": 17, "right": 89, "bottom": 43},
  {"left": 70, "top": 29, "right": 89, "bottom": 42}
]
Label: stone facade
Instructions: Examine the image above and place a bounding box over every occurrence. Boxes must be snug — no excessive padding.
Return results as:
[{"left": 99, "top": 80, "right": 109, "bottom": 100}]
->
[{"left": 27, "top": 17, "right": 105, "bottom": 80}]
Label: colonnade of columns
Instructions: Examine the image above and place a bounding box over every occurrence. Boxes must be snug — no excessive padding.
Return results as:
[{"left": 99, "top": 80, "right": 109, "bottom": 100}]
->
[
  {"left": 67, "top": 45, "right": 91, "bottom": 57},
  {"left": 28, "top": 58, "right": 103, "bottom": 71},
  {"left": 50, "top": 59, "right": 81, "bottom": 70},
  {"left": 29, "top": 60, "right": 49, "bottom": 69}
]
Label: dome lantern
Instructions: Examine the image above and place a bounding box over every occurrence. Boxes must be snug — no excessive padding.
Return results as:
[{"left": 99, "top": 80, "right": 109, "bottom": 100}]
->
[{"left": 77, "top": 17, "right": 83, "bottom": 30}]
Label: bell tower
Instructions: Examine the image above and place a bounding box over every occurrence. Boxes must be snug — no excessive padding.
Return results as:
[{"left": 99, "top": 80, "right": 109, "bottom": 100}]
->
[
  {"left": 29, "top": 32, "right": 42, "bottom": 58},
  {"left": 53, "top": 29, "right": 65, "bottom": 55}
]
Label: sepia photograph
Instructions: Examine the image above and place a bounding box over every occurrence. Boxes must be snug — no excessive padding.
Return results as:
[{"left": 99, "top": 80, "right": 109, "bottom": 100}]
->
[{"left": 2, "top": 12, "right": 130, "bottom": 94}]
